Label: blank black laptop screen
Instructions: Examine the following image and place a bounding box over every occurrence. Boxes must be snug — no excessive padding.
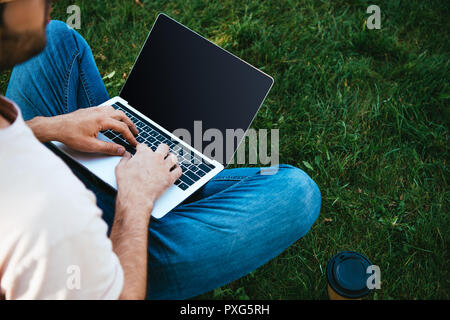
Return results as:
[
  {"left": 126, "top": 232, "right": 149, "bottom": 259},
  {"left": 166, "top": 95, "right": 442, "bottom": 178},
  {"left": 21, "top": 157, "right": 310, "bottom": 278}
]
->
[{"left": 120, "top": 14, "right": 273, "bottom": 164}]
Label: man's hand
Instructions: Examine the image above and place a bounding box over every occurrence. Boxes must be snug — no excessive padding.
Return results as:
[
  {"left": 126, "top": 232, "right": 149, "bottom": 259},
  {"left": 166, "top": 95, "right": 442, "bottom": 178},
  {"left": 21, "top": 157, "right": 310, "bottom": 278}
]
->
[
  {"left": 27, "top": 106, "right": 139, "bottom": 156},
  {"left": 115, "top": 143, "right": 182, "bottom": 215},
  {"left": 56, "top": 106, "right": 139, "bottom": 155},
  {"left": 111, "top": 143, "right": 182, "bottom": 300}
]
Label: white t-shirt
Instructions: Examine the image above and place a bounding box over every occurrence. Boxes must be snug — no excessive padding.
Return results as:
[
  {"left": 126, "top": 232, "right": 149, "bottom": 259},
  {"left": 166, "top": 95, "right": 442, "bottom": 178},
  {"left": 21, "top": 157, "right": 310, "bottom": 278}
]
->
[{"left": 0, "top": 97, "right": 124, "bottom": 300}]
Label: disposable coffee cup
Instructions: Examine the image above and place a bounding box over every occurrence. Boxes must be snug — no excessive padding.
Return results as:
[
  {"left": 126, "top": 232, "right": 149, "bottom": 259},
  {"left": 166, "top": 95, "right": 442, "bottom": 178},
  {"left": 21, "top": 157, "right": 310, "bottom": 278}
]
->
[{"left": 326, "top": 251, "right": 372, "bottom": 300}]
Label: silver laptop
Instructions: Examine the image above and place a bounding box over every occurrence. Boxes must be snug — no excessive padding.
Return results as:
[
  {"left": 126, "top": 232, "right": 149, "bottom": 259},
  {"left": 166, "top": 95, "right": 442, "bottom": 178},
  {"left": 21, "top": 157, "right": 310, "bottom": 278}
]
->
[{"left": 52, "top": 13, "right": 274, "bottom": 219}]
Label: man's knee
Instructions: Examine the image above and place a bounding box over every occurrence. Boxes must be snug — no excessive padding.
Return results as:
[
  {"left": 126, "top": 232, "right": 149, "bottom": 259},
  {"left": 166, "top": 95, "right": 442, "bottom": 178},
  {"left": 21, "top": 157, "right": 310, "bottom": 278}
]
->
[
  {"left": 46, "top": 20, "right": 89, "bottom": 55},
  {"left": 276, "top": 164, "right": 321, "bottom": 234},
  {"left": 46, "top": 20, "right": 73, "bottom": 44}
]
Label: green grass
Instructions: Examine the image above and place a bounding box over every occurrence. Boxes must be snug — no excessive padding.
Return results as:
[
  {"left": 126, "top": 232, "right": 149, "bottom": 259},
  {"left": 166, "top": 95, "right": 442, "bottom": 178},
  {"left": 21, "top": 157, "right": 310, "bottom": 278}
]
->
[{"left": 1, "top": 0, "right": 448, "bottom": 299}]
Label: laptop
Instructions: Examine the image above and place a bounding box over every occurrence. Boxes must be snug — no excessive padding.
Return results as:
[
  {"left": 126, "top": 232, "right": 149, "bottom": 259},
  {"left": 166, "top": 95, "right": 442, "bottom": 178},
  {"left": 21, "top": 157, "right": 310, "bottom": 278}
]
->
[{"left": 52, "top": 13, "right": 274, "bottom": 219}]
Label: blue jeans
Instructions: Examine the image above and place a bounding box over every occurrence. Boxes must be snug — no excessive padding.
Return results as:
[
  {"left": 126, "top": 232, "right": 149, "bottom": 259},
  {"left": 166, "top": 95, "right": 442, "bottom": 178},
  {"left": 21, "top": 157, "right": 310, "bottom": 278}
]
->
[{"left": 6, "top": 21, "right": 321, "bottom": 299}]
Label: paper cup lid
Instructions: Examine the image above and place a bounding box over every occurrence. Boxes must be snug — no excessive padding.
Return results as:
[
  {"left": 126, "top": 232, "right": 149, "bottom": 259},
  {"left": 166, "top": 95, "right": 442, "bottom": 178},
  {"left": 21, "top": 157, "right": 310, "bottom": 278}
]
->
[{"left": 326, "top": 251, "right": 372, "bottom": 299}]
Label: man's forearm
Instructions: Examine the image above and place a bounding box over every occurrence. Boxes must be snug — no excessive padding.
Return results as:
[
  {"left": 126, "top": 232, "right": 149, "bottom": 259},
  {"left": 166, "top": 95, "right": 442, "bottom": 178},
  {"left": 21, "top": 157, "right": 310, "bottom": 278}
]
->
[
  {"left": 26, "top": 115, "right": 64, "bottom": 143},
  {"left": 110, "top": 195, "right": 153, "bottom": 300}
]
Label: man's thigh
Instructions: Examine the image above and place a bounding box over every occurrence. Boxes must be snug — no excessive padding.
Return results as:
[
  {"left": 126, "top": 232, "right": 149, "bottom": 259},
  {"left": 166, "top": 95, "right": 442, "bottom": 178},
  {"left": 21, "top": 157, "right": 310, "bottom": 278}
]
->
[{"left": 6, "top": 20, "right": 108, "bottom": 120}]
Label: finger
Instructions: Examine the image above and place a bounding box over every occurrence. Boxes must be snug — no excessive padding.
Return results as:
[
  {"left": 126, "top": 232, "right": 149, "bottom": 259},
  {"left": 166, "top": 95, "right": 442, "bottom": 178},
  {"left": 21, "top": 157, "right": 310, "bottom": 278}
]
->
[
  {"left": 155, "top": 143, "right": 170, "bottom": 157},
  {"left": 136, "top": 143, "right": 152, "bottom": 153},
  {"left": 123, "top": 151, "right": 132, "bottom": 160},
  {"left": 103, "top": 119, "right": 138, "bottom": 146},
  {"left": 111, "top": 110, "right": 139, "bottom": 136},
  {"left": 117, "top": 151, "right": 132, "bottom": 167},
  {"left": 91, "top": 139, "right": 126, "bottom": 156},
  {"left": 165, "top": 153, "right": 178, "bottom": 168},
  {"left": 170, "top": 165, "right": 182, "bottom": 181}
]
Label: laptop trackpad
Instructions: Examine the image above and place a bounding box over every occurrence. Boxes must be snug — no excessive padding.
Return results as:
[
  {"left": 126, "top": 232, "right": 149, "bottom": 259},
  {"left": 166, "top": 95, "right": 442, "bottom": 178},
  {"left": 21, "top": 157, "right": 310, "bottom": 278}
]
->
[{"left": 51, "top": 140, "right": 121, "bottom": 190}]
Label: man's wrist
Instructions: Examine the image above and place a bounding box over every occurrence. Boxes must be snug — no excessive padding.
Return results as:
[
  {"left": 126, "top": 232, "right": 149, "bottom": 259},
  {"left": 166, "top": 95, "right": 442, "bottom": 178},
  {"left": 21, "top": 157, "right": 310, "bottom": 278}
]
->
[
  {"left": 116, "top": 192, "right": 154, "bottom": 222},
  {"left": 26, "top": 115, "right": 65, "bottom": 143}
]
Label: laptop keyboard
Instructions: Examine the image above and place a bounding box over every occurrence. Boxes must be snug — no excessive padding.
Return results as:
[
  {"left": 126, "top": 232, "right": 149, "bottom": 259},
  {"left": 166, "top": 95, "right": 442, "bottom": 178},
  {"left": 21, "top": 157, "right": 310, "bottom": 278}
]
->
[{"left": 101, "top": 102, "right": 215, "bottom": 191}]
